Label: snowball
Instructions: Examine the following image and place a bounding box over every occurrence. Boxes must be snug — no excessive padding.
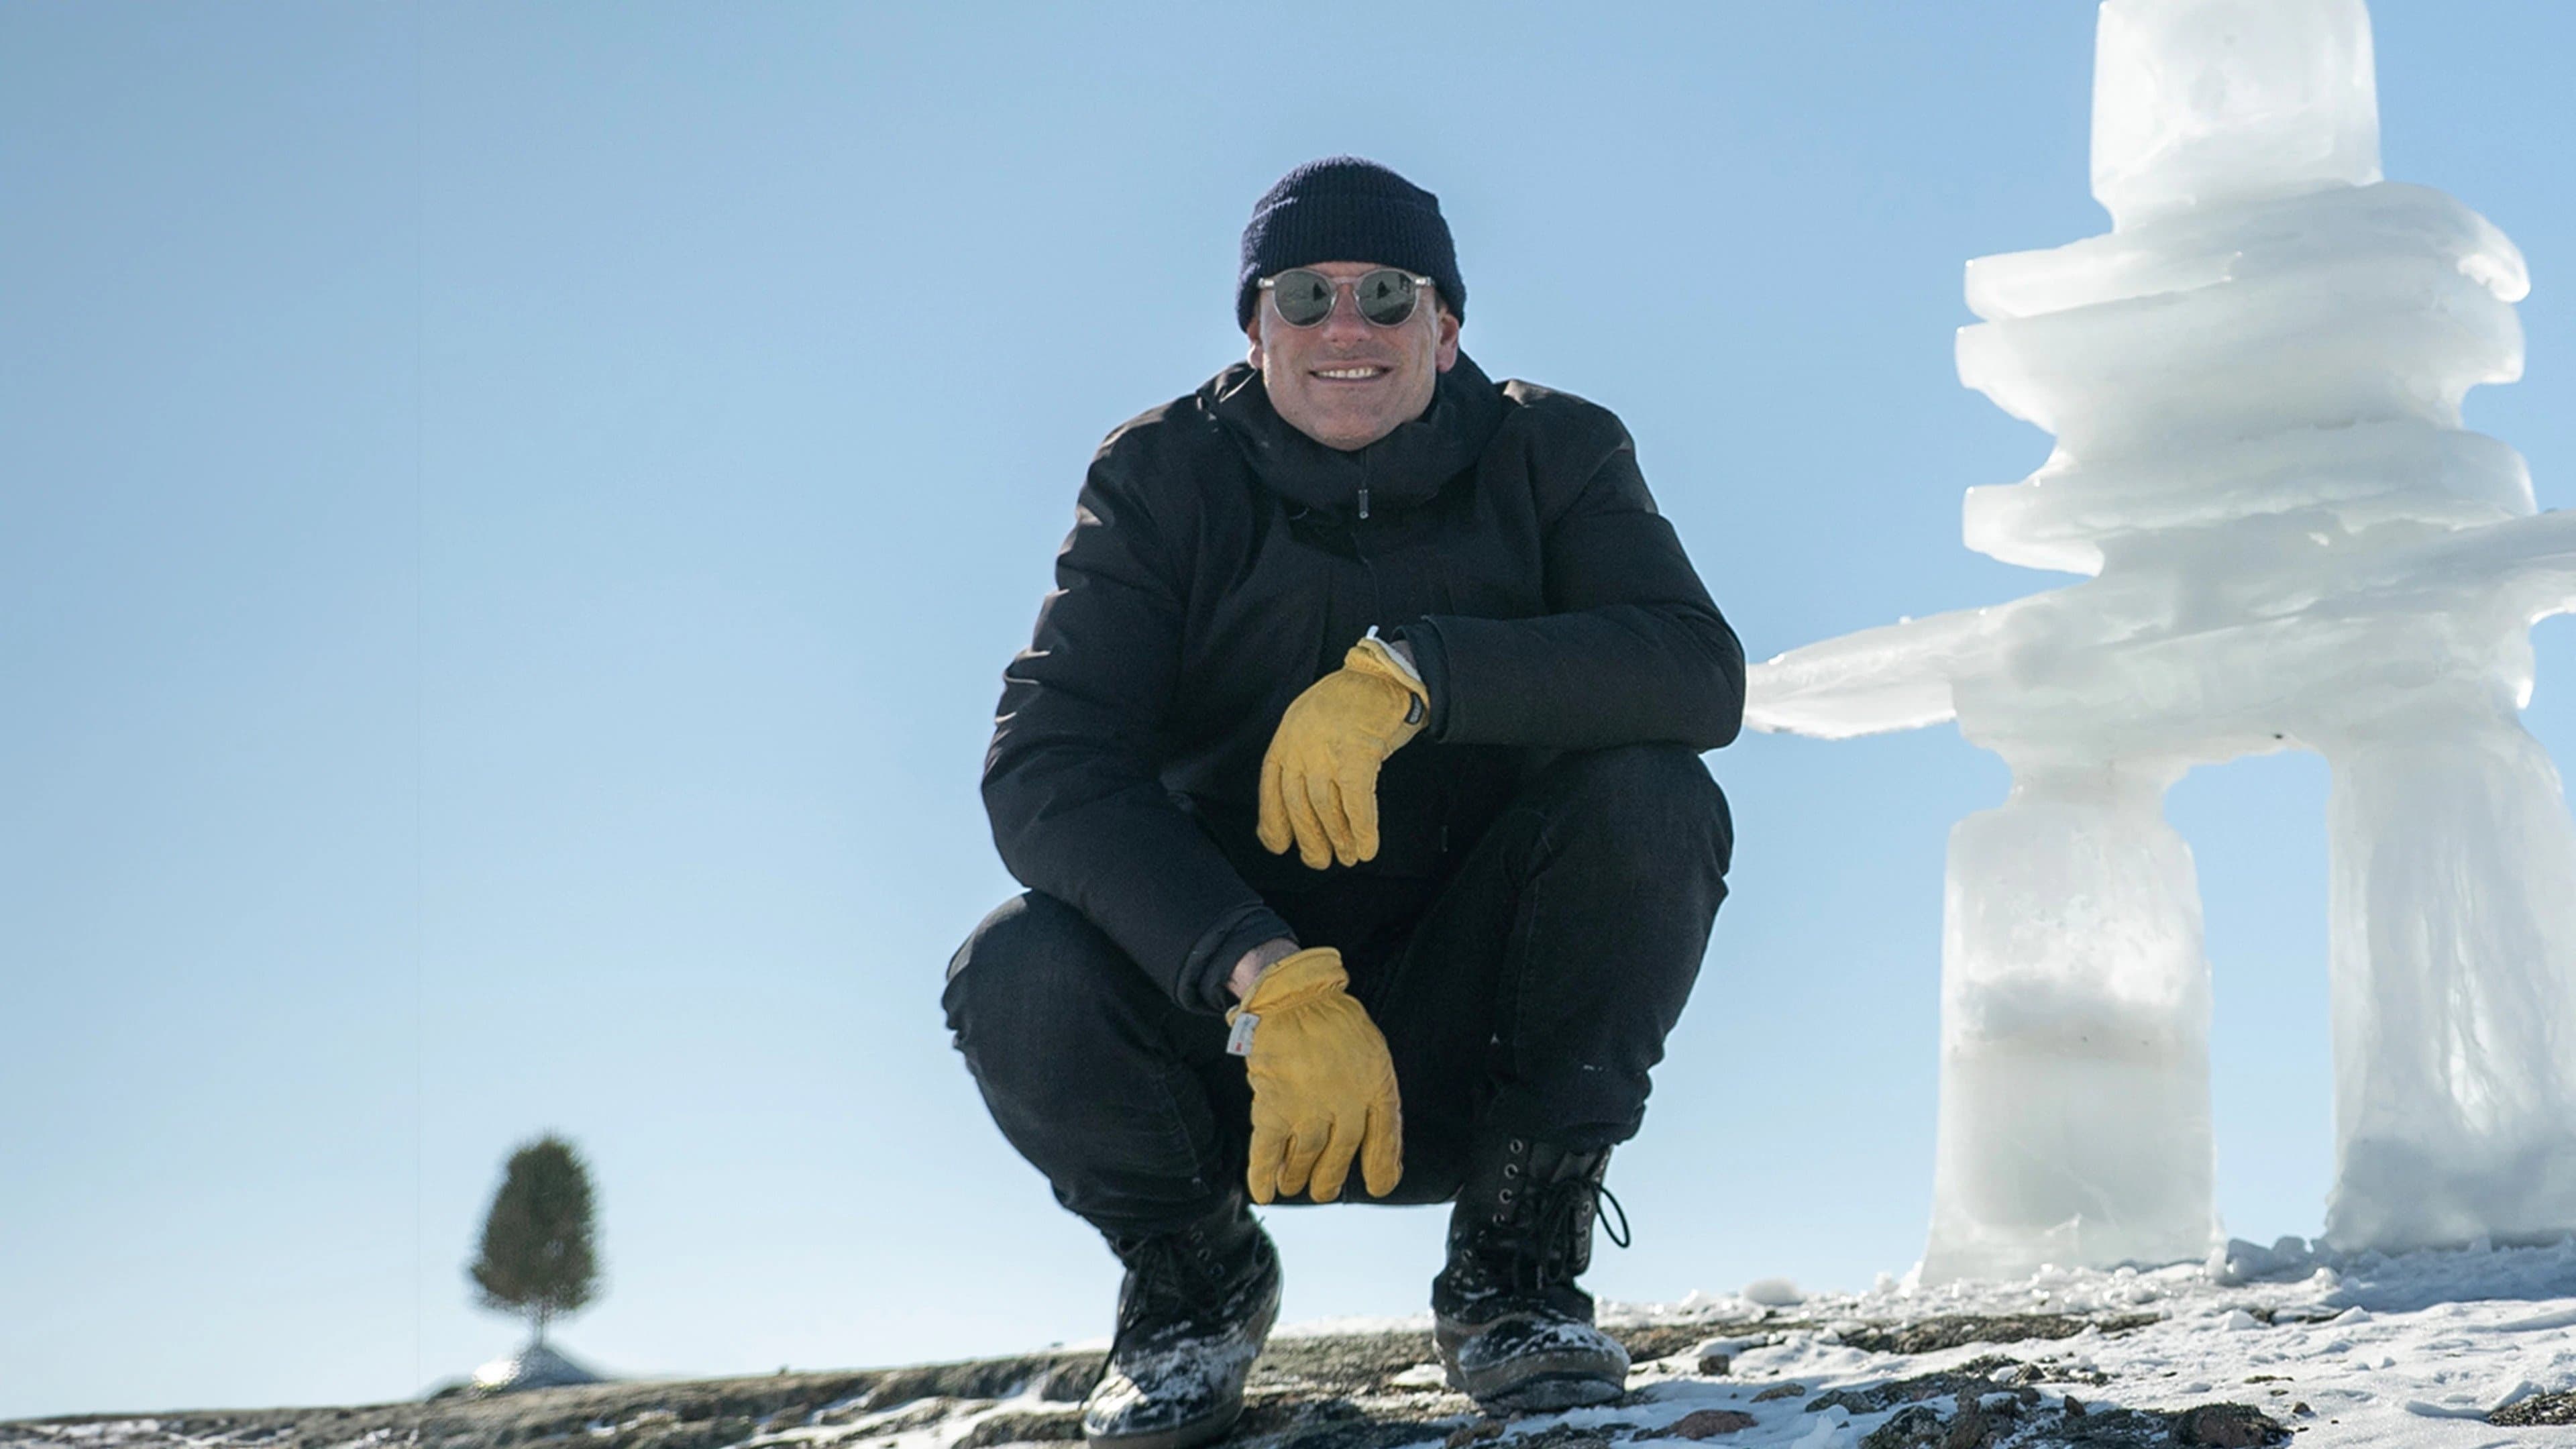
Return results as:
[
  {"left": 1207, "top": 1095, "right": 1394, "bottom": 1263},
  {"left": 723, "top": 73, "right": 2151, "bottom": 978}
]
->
[{"left": 1742, "top": 1277, "right": 1806, "bottom": 1307}]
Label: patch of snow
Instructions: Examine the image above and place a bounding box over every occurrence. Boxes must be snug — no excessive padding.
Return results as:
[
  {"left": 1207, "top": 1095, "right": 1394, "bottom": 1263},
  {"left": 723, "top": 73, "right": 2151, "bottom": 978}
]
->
[
  {"left": 1546, "top": 1239, "right": 2576, "bottom": 1446},
  {"left": 1742, "top": 1279, "right": 1805, "bottom": 1307}
]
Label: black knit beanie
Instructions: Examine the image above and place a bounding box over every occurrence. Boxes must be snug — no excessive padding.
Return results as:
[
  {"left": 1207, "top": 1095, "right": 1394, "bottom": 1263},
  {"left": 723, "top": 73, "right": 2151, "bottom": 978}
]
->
[{"left": 1236, "top": 157, "right": 1465, "bottom": 329}]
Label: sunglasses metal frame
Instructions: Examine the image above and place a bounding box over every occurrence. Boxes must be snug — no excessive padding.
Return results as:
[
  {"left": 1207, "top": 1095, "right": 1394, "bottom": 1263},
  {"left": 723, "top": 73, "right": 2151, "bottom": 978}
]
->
[{"left": 1256, "top": 268, "right": 1437, "bottom": 329}]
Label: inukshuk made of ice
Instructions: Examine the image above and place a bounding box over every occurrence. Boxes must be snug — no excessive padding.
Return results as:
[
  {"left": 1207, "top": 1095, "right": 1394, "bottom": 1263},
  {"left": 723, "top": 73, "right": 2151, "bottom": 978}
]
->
[{"left": 1748, "top": 0, "right": 2576, "bottom": 1281}]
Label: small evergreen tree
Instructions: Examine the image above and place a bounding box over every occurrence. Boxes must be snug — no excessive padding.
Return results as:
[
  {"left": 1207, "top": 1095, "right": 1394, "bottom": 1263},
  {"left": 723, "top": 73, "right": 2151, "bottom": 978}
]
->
[{"left": 468, "top": 1134, "right": 600, "bottom": 1346}]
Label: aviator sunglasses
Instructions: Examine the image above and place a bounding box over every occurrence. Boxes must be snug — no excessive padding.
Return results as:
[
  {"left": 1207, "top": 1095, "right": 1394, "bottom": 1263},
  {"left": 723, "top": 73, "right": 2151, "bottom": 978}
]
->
[{"left": 1258, "top": 268, "right": 1436, "bottom": 328}]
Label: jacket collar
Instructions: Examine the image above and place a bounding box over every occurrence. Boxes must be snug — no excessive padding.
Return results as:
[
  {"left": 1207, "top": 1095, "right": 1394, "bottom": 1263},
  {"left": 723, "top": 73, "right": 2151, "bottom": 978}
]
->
[{"left": 1206, "top": 352, "right": 1505, "bottom": 517}]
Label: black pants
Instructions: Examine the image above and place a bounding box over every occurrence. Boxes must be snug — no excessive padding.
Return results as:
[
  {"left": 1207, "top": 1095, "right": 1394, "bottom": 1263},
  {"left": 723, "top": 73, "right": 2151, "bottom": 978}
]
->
[{"left": 943, "top": 743, "right": 1731, "bottom": 1238}]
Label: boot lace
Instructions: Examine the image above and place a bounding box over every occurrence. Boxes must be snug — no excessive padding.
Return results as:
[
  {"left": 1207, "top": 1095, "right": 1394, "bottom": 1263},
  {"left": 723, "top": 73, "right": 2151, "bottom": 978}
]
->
[
  {"left": 1532, "top": 1173, "right": 1631, "bottom": 1280},
  {"left": 1108, "top": 1216, "right": 1259, "bottom": 1358},
  {"left": 1454, "top": 1163, "right": 1633, "bottom": 1304}
]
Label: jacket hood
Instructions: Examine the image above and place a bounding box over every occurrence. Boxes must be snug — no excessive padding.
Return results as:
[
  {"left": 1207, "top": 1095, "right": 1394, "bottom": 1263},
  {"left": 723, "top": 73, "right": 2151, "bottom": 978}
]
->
[{"left": 1206, "top": 352, "right": 1507, "bottom": 517}]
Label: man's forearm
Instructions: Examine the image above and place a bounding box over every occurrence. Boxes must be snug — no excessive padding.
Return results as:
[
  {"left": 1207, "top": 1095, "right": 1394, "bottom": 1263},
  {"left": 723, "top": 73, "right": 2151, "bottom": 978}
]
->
[{"left": 1404, "top": 604, "right": 1742, "bottom": 751}]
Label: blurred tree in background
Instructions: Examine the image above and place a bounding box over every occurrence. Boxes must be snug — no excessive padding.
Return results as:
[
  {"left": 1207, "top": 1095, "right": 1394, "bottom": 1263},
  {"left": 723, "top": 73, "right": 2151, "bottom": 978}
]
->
[{"left": 468, "top": 1135, "right": 601, "bottom": 1346}]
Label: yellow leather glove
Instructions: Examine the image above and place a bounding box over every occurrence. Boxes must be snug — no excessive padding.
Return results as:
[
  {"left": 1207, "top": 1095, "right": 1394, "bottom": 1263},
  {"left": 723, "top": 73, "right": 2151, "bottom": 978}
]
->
[
  {"left": 1226, "top": 947, "right": 1403, "bottom": 1203},
  {"left": 1257, "top": 635, "right": 1429, "bottom": 869}
]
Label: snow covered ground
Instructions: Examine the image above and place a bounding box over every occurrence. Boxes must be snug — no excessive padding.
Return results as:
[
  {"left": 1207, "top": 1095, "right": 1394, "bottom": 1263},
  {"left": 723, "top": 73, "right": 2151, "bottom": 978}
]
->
[
  {"left": 1635, "top": 1239, "right": 2576, "bottom": 1446},
  {"left": 10, "top": 1241, "right": 2575, "bottom": 1449},
  {"left": 1289, "top": 1238, "right": 2576, "bottom": 1447}
]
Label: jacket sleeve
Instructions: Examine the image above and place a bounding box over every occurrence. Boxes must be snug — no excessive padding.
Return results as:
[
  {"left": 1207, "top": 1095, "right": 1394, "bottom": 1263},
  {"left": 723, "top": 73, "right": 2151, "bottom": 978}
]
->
[
  {"left": 1405, "top": 435, "right": 1745, "bottom": 751},
  {"left": 981, "top": 453, "right": 1296, "bottom": 1014}
]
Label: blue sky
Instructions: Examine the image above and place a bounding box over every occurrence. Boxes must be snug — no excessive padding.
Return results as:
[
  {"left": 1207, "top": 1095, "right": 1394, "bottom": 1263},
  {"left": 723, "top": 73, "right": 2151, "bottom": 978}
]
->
[{"left": 6, "top": 0, "right": 2575, "bottom": 1420}]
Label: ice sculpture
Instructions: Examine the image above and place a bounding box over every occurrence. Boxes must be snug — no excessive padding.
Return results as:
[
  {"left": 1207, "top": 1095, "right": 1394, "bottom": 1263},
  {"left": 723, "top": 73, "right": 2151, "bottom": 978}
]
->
[{"left": 1747, "top": 0, "right": 2576, "bottom": 1280}]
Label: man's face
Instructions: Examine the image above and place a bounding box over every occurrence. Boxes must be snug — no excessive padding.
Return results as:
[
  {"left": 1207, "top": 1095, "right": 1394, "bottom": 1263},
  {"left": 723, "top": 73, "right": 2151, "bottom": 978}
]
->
[{"left": 1246, "top": 260, "right": 1461, "bottom": 451}]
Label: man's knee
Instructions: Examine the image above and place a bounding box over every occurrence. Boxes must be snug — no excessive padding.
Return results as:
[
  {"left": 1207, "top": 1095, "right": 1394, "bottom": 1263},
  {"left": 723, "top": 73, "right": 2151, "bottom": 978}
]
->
[
  {"left": 943, "top": 891, "right": 1149, "bottom": 1058},
  {"left": 1533, "top": 743, "right": 1733, "bottom": 875}
]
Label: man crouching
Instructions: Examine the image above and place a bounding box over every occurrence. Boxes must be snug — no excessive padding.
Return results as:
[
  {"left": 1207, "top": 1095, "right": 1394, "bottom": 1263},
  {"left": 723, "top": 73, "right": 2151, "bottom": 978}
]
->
[{"left": 945, "top": 156, "right": 1741, "bottom": 1448}]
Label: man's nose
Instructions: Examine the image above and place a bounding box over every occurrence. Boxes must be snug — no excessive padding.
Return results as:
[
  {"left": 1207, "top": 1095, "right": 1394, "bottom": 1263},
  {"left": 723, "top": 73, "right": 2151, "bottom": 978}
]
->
[{"left": 1319, "top": 285, "right": 1375, "bottom": 342}]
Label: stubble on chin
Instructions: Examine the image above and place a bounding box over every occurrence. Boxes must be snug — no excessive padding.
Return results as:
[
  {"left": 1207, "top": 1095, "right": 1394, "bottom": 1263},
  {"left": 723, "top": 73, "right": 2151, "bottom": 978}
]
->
[{"left": 1287, "top": 374, "right": 1436, "bottom": 451}]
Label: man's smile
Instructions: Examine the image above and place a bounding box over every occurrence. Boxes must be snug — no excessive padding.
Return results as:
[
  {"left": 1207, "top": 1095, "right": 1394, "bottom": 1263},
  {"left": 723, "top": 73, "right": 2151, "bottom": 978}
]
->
[{"left": 1311, "top": 365, "right": 1391, "bottom": 381}]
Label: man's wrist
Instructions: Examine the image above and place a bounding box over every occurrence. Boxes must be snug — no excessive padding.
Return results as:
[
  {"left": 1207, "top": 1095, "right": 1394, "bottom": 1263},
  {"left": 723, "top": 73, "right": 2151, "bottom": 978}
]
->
[
  {"left": 1364, "top": 625, "right": 1424, "bottom": 690},
  {"left": 1228, "top": 937, "right": 1301, "bottom": 1001}
]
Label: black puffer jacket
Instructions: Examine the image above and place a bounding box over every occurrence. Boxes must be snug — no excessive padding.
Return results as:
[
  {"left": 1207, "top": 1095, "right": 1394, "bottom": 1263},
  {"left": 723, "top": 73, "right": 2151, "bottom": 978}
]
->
[{"left": 983, "top": 354, "right": 1743, "bottom": 1013}]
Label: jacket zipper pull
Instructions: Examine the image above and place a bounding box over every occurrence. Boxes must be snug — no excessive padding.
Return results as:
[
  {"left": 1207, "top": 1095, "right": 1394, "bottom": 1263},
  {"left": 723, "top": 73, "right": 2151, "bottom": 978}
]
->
[{"left": 1357, "top": 484, "right": 1371, "bottom": 521}]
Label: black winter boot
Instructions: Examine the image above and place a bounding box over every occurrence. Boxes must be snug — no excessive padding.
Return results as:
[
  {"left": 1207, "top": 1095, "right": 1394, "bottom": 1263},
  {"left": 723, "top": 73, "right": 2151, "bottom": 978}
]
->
[
  {"left": 1082, "top": 1192, "right": 1282, "bottom": 1449},
  {"left": 1430, "top": 1134, "right": 1631, "bottom": 1411}
]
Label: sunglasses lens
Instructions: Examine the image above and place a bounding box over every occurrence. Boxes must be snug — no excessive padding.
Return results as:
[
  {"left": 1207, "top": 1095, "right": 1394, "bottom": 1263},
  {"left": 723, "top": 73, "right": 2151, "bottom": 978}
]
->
[
  {"left": 1270, "top": 270, "right": 1336, "bottom": 327},
  {"left": 1356, "top": 270, "right": 1419, "bottom": 326}
]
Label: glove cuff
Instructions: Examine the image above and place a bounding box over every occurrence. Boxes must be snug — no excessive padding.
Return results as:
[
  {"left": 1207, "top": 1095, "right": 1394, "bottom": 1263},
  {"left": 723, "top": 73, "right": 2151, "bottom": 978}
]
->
[
  {"left": 1346, "top": 637, "right": 1429, "bottom": 734},
  {"left": 1347, "top": 636, "right": 1428, "bottom": 704},
  {"left": 1230, "top": 945, "right": 1349, "bottom": 1018}
]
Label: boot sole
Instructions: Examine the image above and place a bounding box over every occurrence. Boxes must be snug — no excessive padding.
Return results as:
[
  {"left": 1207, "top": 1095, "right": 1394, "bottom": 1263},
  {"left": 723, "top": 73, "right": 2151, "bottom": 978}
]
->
[
  {"left": 1434, "top": 1320, "right": 1627, "bottom": 1412},
  {"left": 1479, "top": 1373, "right": 1625, "bottom": 1412},
  {"left": 1081, "top": 1396, "right": 1245, "bottom": 1449}
]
